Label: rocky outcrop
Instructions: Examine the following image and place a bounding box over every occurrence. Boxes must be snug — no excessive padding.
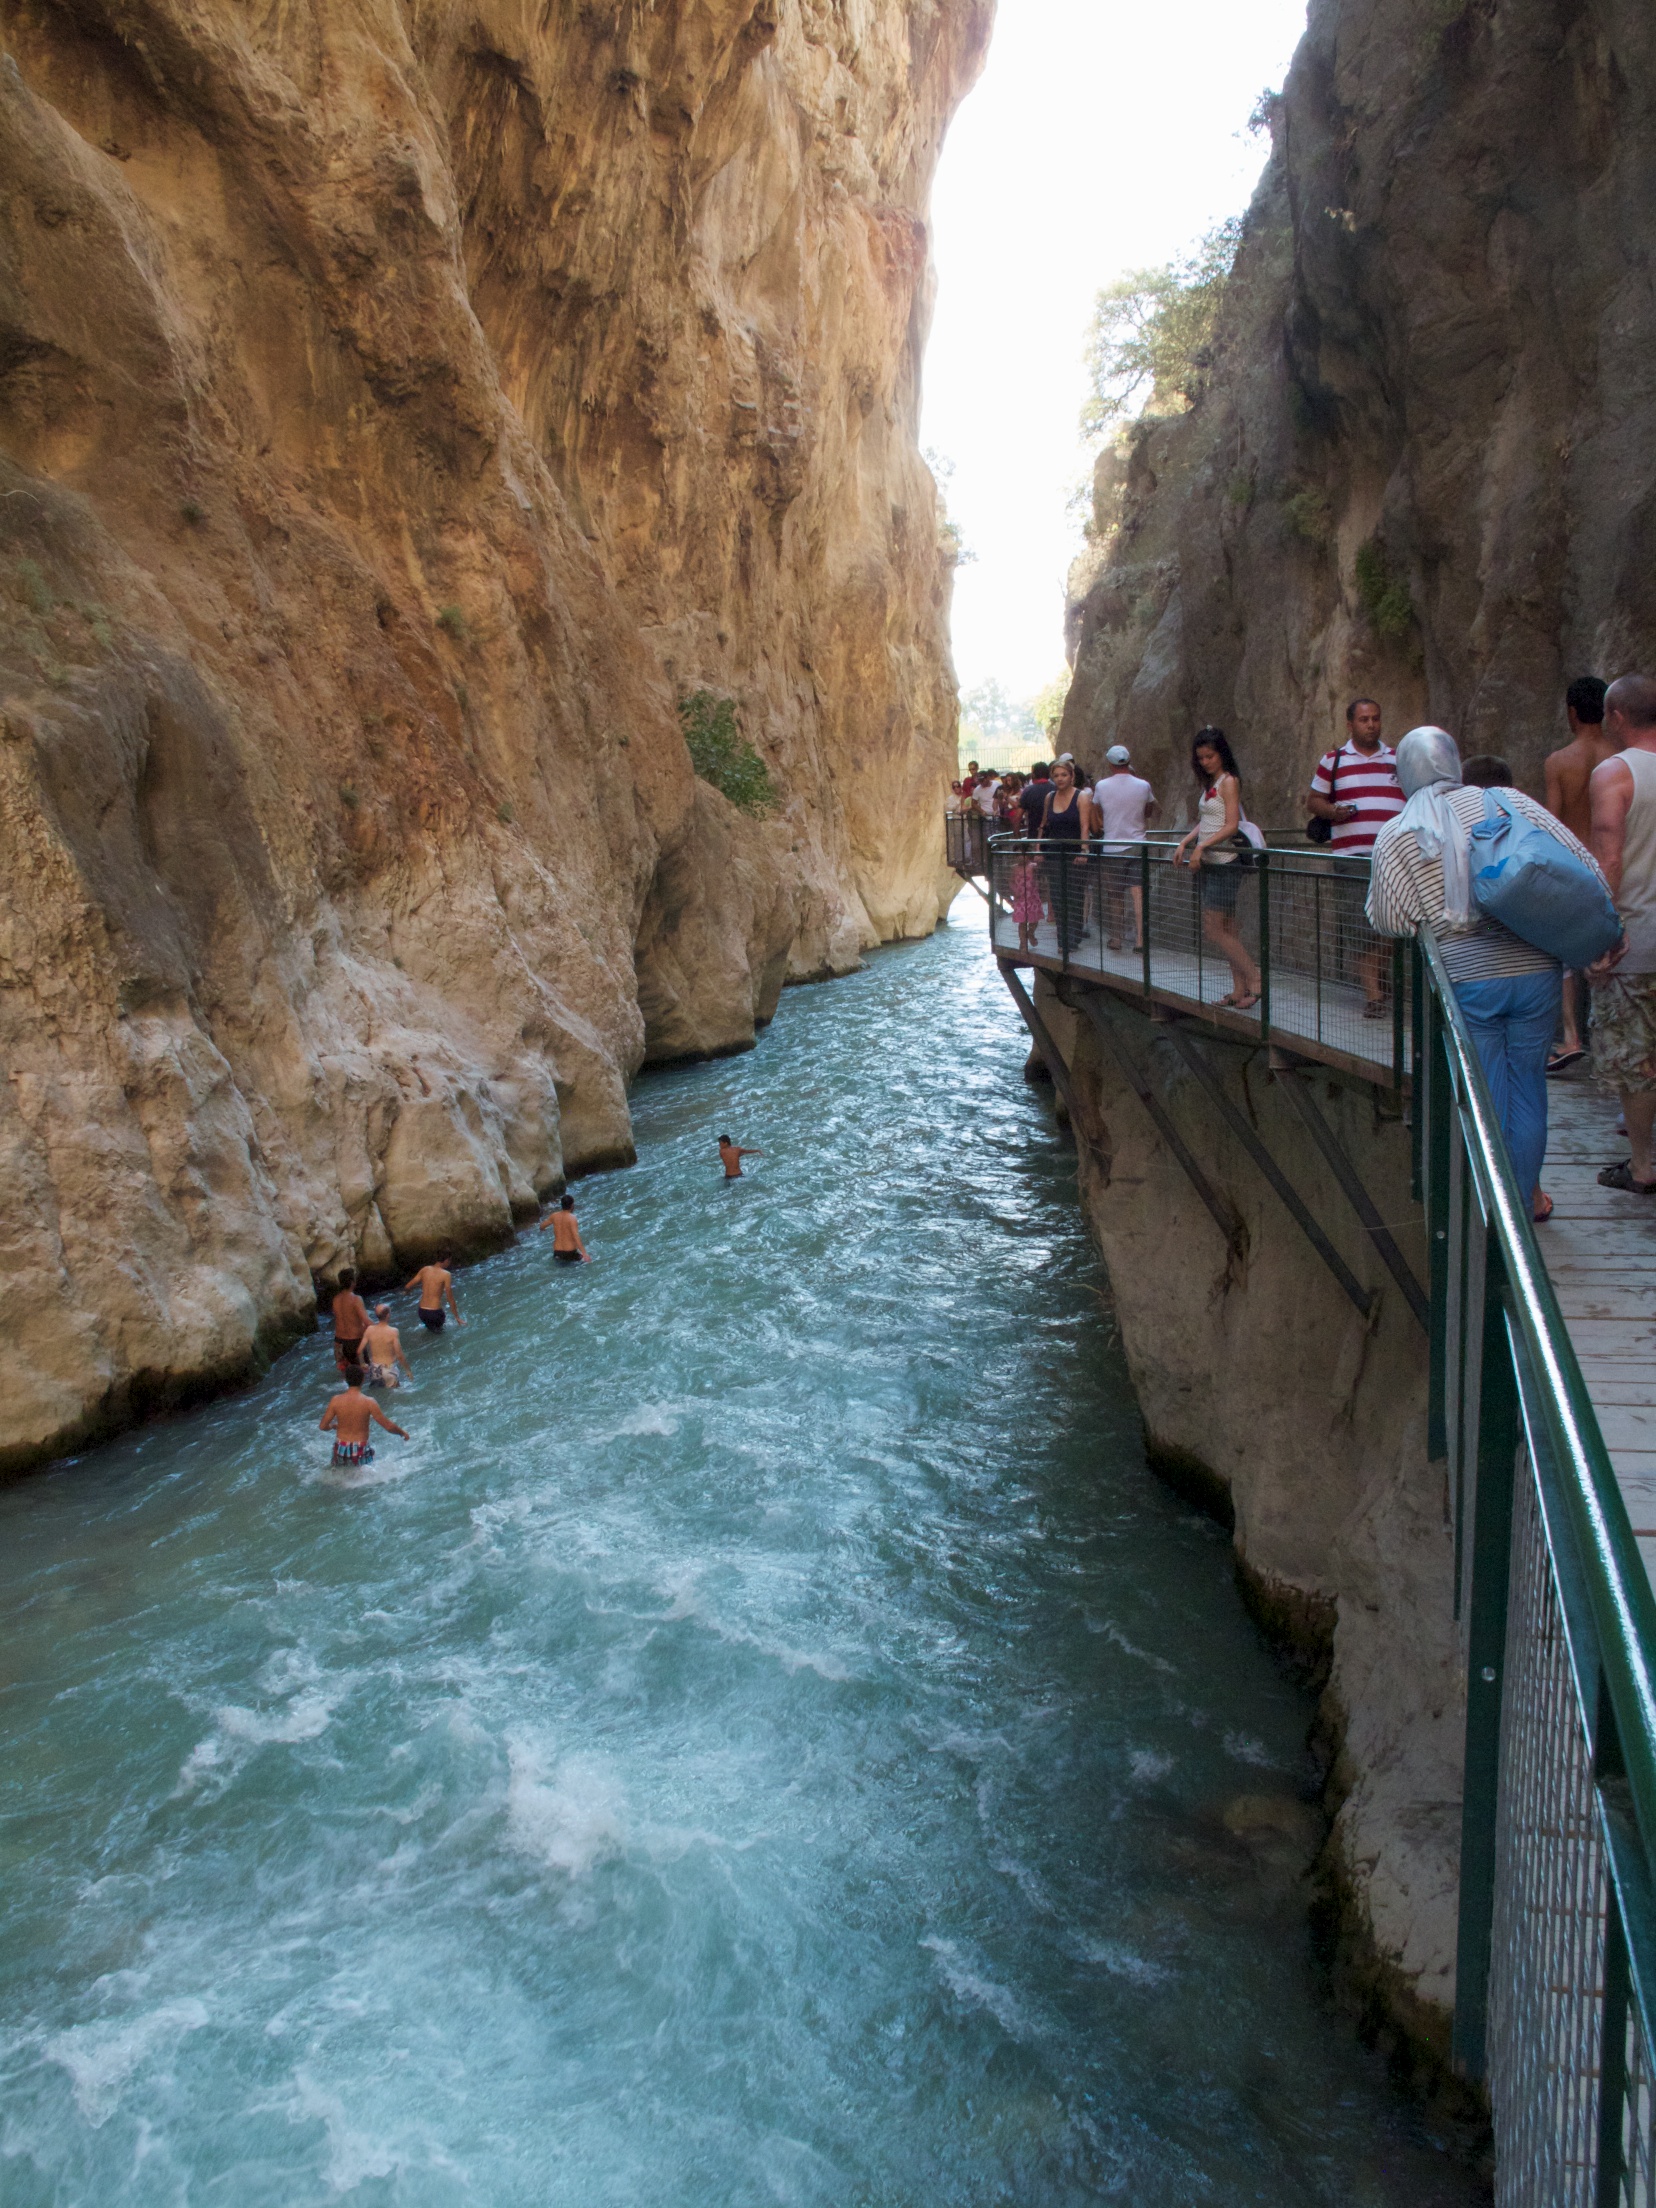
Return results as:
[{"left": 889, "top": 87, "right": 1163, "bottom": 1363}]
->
[
  {"left": 0, "top": 0, "right": 988, "bottom": 1472},
  {"left": 1032, "top": 976, "right": 1464, "bottom": 2065},
  {"left": 1062, "top": 0, "right": 1656, "bottom": 818}
]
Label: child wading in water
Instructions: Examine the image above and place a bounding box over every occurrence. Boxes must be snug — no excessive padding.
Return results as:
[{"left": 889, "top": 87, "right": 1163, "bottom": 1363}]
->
[
  {"left": 321, "top": 1366, "right": 409, "bottom": 1466},
  {"left": 539, "top": 1193, "right": 591, "bottom": 1262}
]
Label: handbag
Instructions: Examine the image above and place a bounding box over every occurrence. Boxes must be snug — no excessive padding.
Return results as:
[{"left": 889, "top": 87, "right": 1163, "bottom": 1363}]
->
[
  {"left": 1306, "top": 744, "right": 1337, "bottom": 843},
  {"left": 1468, "top": 791, "right": 1623, "bottom": 969}
]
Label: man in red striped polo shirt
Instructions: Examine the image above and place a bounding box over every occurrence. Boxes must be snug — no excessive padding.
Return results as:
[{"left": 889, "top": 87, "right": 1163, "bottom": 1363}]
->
[{"left": 1309, "top": 698, "right": 1405, "bottom": 1016}]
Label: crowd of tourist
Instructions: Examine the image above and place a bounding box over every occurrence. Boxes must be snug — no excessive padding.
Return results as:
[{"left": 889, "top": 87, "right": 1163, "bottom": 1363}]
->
[{"left": 967, "top": 672, "right": 1656, "bottom": 1226}]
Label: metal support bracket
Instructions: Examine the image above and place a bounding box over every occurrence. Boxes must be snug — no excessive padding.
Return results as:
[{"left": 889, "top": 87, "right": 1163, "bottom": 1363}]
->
[
  {"left": 1275, "top": 1067, "right": 1430, "bottom": 1332},
  {"left": 1159, "top": 1024, "right": 1378, "bottom": 1322},
  {"left": 1069, "top": 989, "right": 1241, "bottom": 1250}
]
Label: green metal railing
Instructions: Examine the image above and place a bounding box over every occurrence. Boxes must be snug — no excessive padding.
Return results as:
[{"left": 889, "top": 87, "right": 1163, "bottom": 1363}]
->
[
  {"left": 1415, "top": 930, "right": 1656, "bottom": 2203},
  {"left": 986, "top": 835, "right": 1408, "bottom": 1085}
]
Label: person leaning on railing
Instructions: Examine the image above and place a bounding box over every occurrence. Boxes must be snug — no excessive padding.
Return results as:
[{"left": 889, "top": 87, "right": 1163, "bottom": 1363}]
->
[{"left": 1366, "top": 726, "right": 1612, "bottom": 1223}]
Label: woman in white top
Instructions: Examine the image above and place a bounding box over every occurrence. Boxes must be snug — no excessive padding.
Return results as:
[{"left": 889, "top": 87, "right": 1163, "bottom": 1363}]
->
[
  {"left": 1174, "top": 728, "right": 1261, "bottom": 1011},
  {"left": 1367, "top": 726, "right": 1611, "bottom": 1220}
]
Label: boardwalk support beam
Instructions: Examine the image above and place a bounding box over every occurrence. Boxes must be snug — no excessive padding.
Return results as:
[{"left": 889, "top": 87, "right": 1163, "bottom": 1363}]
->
[
  {"left": 997, "top": 962, "right": 1081, "bottom": 1123},
  {"left": 1158, "top": 1025, "right": 1378, "bottom": 1322},
  {"left": 1275, "top": 1067, "right": 1430, "bottom": 1332},
  {"left": 1066, "top": 988, "right": 1241, "bottom": 1251}
]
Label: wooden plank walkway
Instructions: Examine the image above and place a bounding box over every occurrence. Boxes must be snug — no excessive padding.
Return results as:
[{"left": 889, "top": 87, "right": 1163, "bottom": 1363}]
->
[{"left": 1542, "top": 1072, "right": 1656, "bottom": 1583}]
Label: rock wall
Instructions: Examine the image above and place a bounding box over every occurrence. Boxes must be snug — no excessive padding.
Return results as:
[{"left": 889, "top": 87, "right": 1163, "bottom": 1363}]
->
[
  {"left": 1031, "top": 976, "right": 1464, "bottom": 2071},
  {"left": 0, "top": 0, "right": 989, "bottom": 1473},
  {"left": 1062, "top": 0, "right": 1656, "bottom": 822}
]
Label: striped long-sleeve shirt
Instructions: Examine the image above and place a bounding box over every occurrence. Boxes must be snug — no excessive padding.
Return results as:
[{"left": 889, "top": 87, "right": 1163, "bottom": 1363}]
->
[{"left": 1365, "top": 786, "right": 1610, "bottom": 981}]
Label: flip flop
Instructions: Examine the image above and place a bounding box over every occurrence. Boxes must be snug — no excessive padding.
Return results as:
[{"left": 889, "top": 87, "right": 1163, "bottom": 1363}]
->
[
  {"left": 1546, "top": 1048, "right": 1586, "bottom": 1075},
  {"left": 1362, "top": 999, "right": 1388, "bottom": 1019},
  {"left": 1532, "top": 1191, "right": 1554, "bottom": 1222},
  {"left": 1230, "top": 991, "right": 1261, "bottom": 1013},
  {"left": 1598, "top": 1162, "right": 1656, "bottom": 1193}
]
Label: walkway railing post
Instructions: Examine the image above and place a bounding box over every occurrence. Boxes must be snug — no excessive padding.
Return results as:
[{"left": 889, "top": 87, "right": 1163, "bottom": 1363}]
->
[
  {"left": 1426, "top": 982, "right": 1452, "bottom": 1463},
  {"left": 1140, "top": 842, "right": 1152, "bottom": 1001},
  {"left": 1257, "top": 851, "right": 1272, "bottom": 1050},
  {"left": 1452, "top": 1239, "right": 1520, "bottom": 2082},
  {"left": 1391, "top": 937, "right": 1406, "bottom": 1101}
]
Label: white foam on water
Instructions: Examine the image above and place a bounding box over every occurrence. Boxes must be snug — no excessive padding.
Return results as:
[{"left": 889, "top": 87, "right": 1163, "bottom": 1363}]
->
[
  {"left": 1222, "top": 1730, "right": 1280, "bottom": 1770},
  {"left": 216, "top": 1689, "right": 339, "bottom": 1746},
  {"left": 920, "top": 1938, "right": 1033, "bottom": 2043},
  {"left": 1091, "top": 1621, "right": 1178, "bottom": 1675},
  {"left": 46, "top": 1999, "right": 209, "bottom": 2126},
  {"left": 1129, "top": 1749, "right": 1176, "bottom": 1784},
  {"left": 603, "top": 1402, "right": 684, "bottom": 1438},
  {"left": 1071, "top": 1936, "right": 1171, "bottom": 1988},
  {"left": 505, "top": 1736, "right": 627, "bottom": 1878},
  {"left": 288, "top": 2069, "right": 463, "bottom": 2195}
]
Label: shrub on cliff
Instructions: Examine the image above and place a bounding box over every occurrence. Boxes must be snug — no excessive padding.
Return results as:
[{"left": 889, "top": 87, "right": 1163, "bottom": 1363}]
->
[
  {"left": 1354, "top": 537, "right": 1417, "bottom": 643},
  {"left": 678, "top": 692, "right": 775, "bottom": 815}
]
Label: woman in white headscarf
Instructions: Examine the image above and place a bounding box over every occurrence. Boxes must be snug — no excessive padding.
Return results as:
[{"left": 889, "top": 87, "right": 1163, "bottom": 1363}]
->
[{"left": 1368, "top": 726, "right": 1610, "bottom": 1219}]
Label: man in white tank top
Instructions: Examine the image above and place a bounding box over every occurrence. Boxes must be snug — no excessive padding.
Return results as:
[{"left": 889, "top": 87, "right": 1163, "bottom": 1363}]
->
[
  {"left": 1092, "top": 745, "right": 1158, "bottom": 950},
  {"left": 1588, "top": 675, "right": 1656, "bottom": 1189}
]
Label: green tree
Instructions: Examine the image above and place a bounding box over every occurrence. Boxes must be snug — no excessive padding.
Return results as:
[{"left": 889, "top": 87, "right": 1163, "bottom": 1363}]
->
[{"left": 1081, "top": 217, "right": 1243, "bottom": 441}]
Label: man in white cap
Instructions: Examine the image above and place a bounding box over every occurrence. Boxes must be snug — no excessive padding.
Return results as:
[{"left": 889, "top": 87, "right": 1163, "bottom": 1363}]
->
[{"left": 1092, "top": 744, "right": 1158, "bottom": 951}]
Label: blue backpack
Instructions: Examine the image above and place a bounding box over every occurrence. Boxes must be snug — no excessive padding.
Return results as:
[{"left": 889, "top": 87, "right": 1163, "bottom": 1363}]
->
[{"left": 1468, "top": 792, "right": 1622, "bottom": 969}]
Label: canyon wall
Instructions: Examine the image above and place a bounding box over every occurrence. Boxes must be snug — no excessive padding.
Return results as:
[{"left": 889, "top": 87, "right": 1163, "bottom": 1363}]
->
[
  {"left": 0, "top": 0, "right": 988, "bottom": 1472},
  {"left": 1062, "top": 0, "right": 1656, "bottom": 825},
  {"left": 1031, "top": 976, "right": 1464, "bottom": 2075}
]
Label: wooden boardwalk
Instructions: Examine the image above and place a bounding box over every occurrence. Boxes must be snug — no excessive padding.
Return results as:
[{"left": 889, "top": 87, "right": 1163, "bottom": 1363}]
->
[
  {"left": 990, "top": 908, "right": 1406, "bottom": 1085},
  {"left": 1542, "top": 1072, "right": 1656, "bottom": 1583}
]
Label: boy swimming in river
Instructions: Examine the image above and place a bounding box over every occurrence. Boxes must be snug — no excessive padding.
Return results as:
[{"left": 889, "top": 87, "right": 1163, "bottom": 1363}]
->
[
  {"left": 718, "top": 1134, "right": 763, "bottom": 1180},
  {"left": 538, "top": 1193, "right": 591, "bottom": 1262},
  {"left": 320, "top": 1366, "right": 409, "bottom": 1466}
]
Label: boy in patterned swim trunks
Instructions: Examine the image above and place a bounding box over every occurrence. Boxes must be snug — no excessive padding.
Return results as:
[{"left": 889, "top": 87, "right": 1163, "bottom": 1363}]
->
[
  {"left": 320, "top": 1366, "right": 409, "bottom": 1465},
  {"left": 361, "top": 1305, "right": 412, "bottom": 1388},
  {"left": 1588, "top": 676, "right": 1656, "bottom": 1191}
]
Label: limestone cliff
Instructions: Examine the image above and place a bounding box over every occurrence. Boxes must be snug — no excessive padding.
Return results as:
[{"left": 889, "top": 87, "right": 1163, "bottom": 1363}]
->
[
  {"left": 1062, "top": 0, "right": 1656, "bottom": 817},
  {"left": 1033, "top": 977, "right": 1463, "bottom": 2074},
  {"left": 0, "top": 0, "right": 988, "bottom": 1472}
]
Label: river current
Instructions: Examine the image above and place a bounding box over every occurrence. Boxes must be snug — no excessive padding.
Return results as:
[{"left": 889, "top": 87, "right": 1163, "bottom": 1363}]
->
[{"left": 0, "top": 902, "right": 1479, "bottom": 2205}]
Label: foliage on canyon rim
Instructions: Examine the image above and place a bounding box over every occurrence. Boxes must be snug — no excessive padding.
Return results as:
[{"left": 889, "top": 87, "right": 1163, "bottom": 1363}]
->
[
  {"left": 1081, "top": 217, "right": 1243, "bottom": 440},
  {"left": 678, "top": 692, "right": 775, "bottom": 815}
]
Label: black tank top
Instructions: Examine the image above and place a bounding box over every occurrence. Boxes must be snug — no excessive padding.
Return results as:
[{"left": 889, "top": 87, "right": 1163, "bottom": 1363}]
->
[{"left": 1044, "top": 791, "right": 1083, "bottom": 843}]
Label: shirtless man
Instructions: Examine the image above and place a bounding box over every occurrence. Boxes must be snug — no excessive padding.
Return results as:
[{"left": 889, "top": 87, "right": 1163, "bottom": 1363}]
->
[
  {"left": 538, "top": 1192, "right": 591, "bottom": 1262},
  {"left": 718, "top": 1134, "right": 762, "bottom": 1180},
  {"left": 320, "top": 1366, "right": 408, "bottom": 1465},
  {"left": 361, "top": 1304, "right": 412, "bottom": 1388},
  {"left": 1544, "top": 675, "right": 1615, "bottom": 1069},
  {"left": 329, "top": 1268, "right": 370, "bottom": 1372},
  {"left": 404, "top": 1255, "right": 464, "bottom": 1332}
]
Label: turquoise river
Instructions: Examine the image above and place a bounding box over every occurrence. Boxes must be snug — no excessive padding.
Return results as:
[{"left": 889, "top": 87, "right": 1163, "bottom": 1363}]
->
[{"left": 0, "top": 904, "right": 1482, "bottom": 2204}]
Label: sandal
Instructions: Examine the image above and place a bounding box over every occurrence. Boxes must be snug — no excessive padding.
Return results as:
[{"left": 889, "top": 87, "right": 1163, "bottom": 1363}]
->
[
  {"left": 1533, "top": 1191, "right": 1554, "bottom": 1223},
  {"left": 1546, "top": 1047, "right": 1586, "bottom": 1075},
  {"left": 1598, "top": 1161, "right": 1656, "bottom": 1193},
  {"left": 1363, "top": 998, "right": 1388, "bottom": 1019},
  {"left": 1230, "top": 991, "right": 1261, "bottom": 1013}
]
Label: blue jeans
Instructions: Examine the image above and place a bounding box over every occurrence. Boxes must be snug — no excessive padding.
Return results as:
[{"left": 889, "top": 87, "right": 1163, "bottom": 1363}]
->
[{"left": 1454, "top": 970, "right": 1561, "bottom": 1199}]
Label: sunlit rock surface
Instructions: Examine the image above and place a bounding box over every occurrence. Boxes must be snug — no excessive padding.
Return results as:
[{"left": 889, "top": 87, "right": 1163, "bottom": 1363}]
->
[
  {"left": 1061, "top": 0, "right": 1656, "bottom": 817},
  {"left": 0, "top": 0, "right": 989, "bottom": 1470}
]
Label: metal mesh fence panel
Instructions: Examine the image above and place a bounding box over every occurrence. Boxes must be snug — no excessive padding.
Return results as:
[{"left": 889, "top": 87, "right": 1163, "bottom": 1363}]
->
[{"left": 1488, "top": 1446, "right": 1608, "bottom": 2208}]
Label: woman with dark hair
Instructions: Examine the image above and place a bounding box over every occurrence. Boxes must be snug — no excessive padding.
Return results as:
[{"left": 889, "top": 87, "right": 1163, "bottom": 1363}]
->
[
  {"left": 1039, "top": 757, "right": 1089, "bottom": 953},
  {"left": 1174, "top": 727, "right": 1261, "bottom": 1011}
]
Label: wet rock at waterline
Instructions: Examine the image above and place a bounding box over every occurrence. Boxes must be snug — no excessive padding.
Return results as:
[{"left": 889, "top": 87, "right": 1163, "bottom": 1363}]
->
[{"left": 0, "top": 0, "right": 988, "bottom": 1474}]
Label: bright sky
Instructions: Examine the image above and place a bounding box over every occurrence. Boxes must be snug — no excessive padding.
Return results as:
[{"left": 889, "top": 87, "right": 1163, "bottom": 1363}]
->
[{"left": 921, "top": 0, "right": 1309, "bottom": 705}]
